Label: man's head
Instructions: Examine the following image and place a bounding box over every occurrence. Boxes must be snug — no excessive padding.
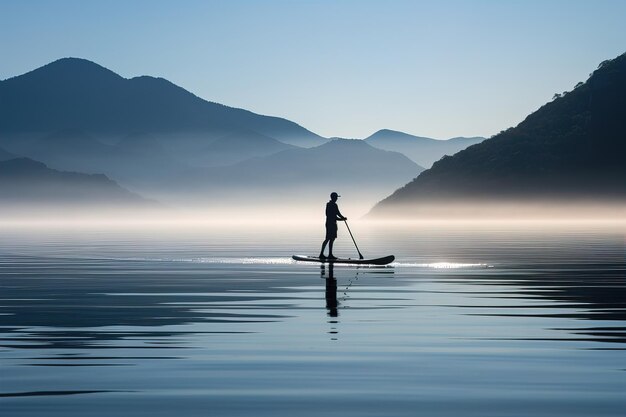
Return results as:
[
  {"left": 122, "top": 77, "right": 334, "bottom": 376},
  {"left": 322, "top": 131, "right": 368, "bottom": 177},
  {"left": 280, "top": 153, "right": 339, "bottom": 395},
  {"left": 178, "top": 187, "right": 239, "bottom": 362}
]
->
[{"left": 330, "top": 192, "right": 340, "bottom": 202}]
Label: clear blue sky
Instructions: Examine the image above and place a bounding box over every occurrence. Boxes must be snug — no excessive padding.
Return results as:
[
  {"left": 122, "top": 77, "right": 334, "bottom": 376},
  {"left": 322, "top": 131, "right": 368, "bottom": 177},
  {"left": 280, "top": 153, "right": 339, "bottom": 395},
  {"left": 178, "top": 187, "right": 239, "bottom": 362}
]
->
[{"left": 1, "top": 0, "right": 625, "bottom": 139}]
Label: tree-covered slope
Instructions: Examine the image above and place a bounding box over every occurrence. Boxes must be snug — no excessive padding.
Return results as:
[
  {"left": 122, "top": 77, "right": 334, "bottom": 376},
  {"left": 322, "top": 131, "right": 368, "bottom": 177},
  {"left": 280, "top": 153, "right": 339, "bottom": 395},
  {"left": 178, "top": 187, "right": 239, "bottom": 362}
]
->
[{"left": 371, "top": 52, "right": 626, "bottom": 214}]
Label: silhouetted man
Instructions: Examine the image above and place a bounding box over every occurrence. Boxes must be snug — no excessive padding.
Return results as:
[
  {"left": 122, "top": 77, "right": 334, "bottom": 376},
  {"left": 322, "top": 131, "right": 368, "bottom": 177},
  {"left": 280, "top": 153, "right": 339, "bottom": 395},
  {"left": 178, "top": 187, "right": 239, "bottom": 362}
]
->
[{"left": 319, "top": 192, "right": 347, "bottom": 260}]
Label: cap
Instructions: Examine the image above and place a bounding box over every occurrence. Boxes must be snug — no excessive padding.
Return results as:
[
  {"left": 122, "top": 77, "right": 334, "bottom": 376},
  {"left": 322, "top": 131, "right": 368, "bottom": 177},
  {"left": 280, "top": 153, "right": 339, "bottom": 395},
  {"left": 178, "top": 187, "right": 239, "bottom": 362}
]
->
[{"left": 330, "top": 192, "right": 340, "bottom": 199}]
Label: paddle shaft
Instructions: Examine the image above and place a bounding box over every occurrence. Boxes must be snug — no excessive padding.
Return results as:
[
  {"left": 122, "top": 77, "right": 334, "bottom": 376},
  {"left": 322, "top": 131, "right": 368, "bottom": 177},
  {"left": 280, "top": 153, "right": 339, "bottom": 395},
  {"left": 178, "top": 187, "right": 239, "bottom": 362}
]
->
[{"left": 343, "top": 220, "right": 364, "bottom": 259}]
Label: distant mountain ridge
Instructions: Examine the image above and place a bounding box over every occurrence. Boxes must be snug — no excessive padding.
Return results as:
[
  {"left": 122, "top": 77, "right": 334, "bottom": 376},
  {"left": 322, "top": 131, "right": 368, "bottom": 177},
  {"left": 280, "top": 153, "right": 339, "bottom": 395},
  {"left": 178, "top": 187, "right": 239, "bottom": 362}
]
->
[
  {"left": 364, "top": 129, "right": 486, "bottom": 168},
  {"left": 371, "top": 52, "right": 626, "bottom": 216},
  {"left": 13, "top": 128, "right": 188, "bottom": 189},
  {"left": 0, "top": 146, "right": 16, "bottom": 161},
  {"left": 0, "top": 57, "right": 488, "bottom": 212},
  {"left": 160, "top": 139, "right": 423, "bottom": 207},
  {"left": 0, "top": 157, "right": 151, "bottom": 207},
  {"left": 189, "top": 130, "right": 297, "bottom": 166},
  {"left": 0, "top": 57, "right": 325, "bottom": 147}
]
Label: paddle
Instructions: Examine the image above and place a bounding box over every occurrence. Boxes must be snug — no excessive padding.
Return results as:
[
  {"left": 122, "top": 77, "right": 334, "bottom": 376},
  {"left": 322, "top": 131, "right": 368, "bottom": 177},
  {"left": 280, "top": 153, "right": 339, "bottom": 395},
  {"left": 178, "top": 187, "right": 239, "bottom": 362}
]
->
[{"left": 343, "top": 220, "right": 364, "bottom": 260}]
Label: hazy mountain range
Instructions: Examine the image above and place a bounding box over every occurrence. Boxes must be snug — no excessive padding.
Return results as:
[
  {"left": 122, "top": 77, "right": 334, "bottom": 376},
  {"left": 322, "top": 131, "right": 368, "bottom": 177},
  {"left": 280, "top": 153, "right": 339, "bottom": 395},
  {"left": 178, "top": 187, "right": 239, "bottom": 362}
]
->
[
  {"left": 19, "top": 129, "right": 189, "bottom": 188},
  {"left": 158, "top": 139, "right": 422, "bottom": 206},
  {"left": 0, "top": 158, "right": 150, "bottom": 208},
  {"left": 0, "top": 146, "right": 16, "bottom": 161},
  {"left": 364, "top": 130, "right": 485, "bottom": 168},
  {"left": 4, "top": 53, "right": 621, "bottom": 216},
  {"left": 0, "top": 58, "right": 466, "bottom": 210},
  {"left": 187, "top": 129, "right": 296, "bottom": 167},
  {"left": 0, "top": 58, "right": 325, "bottom": 148},
  {"left": 371, "top": 52, "right": 626, "bottom": 216}
]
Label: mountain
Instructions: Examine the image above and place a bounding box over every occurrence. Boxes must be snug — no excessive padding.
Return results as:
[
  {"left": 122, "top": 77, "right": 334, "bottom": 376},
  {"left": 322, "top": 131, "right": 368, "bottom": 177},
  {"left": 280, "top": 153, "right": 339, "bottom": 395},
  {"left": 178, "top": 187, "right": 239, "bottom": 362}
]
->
[
  {"left": 0, "top": 57, "right": 326, "bottom": 148},
  {"left": 0, "top": 146, "right": 16, "bottom": 161},
  {"left": 0, "top": 158, "right": 151, "bottom": 207},
  {"left": 30, "top": 129, "right": 121, "bottom": 162},
  {"left": 186, "top": 130, "right": 297, "bottom": 167},
  {"left": 12, "top": 129, "right": 188, "bottom": 189},
  {"left": 364, "top": 129, "right": 485, "bottom": 168},
  {"left": 370, "top": 53, "right": 626, "bottom": 216},
  {"left": 162, "top": 139, "right": 423, "bottom": 209},
  {"left": 116, "top": 131, "right": 171, "bottom": 157}
]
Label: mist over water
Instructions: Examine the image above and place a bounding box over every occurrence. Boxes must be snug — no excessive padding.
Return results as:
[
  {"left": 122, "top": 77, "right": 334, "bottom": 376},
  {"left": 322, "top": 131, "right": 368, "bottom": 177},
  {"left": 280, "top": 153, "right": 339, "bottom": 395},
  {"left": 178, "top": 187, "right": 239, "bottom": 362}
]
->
[
  {"left": 0, "top": 199, "right": 624, "bottom": 226},
  {"left": 1, "top": 220, "right": 625, "bottom": 417}
]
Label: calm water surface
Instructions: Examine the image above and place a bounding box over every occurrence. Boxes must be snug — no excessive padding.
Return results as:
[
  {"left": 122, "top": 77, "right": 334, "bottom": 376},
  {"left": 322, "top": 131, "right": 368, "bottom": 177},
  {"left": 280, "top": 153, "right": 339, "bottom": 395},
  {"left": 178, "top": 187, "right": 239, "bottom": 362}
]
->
[{"left": 1, "top": 222, "right": 625, "bottom": 417}]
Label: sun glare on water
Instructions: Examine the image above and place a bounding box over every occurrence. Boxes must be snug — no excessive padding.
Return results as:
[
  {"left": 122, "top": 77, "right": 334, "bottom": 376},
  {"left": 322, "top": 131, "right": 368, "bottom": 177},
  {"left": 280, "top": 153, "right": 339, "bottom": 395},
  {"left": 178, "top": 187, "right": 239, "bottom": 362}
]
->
[{"left": 392, "top": 262, "right": 490, "bottom": 269}]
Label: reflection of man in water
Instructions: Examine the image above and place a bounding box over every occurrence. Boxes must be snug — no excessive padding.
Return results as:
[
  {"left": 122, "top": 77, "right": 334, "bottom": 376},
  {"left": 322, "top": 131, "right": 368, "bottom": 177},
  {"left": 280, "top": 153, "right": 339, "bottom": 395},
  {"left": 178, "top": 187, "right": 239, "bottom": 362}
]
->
[
  {"left": 323, "top": 264, "right": 338, "bottom": 317},
  {"left": 319, "top": 192, "right": 347, "bottom": 260}
]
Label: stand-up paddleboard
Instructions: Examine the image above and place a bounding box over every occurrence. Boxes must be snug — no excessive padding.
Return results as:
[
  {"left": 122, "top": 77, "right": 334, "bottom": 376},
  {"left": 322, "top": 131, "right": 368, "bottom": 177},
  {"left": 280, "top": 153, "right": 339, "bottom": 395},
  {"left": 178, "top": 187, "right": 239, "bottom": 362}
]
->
[{"left": 292, "top": 255, "right": 395, "bottom": 266}]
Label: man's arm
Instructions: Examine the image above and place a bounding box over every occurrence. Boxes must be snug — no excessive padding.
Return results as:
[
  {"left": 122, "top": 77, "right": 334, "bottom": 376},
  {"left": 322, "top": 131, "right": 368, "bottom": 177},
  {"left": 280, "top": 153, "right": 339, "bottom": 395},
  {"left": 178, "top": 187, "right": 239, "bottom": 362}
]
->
[{"left": 336, "top": 208, "right": 347, "bottom": 221}]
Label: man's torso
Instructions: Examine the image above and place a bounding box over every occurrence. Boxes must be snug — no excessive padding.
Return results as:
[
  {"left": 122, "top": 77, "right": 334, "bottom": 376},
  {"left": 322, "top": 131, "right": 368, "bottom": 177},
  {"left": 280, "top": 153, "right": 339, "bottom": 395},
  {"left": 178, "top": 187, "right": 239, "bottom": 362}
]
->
[{"left": 325, "top": 201, "right": 339, "bottom": 225}]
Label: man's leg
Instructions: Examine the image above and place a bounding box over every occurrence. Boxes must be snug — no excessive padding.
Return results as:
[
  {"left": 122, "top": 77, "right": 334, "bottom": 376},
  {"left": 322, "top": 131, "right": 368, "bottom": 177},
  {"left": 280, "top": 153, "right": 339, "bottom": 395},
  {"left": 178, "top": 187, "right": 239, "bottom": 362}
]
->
[
  {"left": 328, "top": 239, "right": 336, "bottom": 259},
  {"left": 319, "top": 239, "right": 329, "bottom": 258}
]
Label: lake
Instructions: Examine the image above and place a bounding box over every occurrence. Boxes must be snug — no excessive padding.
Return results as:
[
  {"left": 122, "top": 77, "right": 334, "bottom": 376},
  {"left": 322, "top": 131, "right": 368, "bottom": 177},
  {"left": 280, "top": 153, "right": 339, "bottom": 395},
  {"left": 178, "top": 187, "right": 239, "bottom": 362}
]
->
[{"left": 1, "top": 221, "right": 625, "bottom": 417}]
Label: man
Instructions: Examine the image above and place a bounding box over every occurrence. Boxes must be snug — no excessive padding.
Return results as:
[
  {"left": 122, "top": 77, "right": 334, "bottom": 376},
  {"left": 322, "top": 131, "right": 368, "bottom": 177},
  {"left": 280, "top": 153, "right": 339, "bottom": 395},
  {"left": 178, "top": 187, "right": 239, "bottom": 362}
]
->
[{"left": 319, "top": 192, "right": 347, "bottom": 260}]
